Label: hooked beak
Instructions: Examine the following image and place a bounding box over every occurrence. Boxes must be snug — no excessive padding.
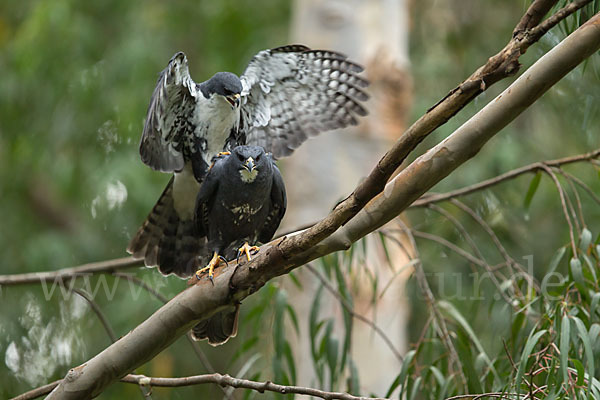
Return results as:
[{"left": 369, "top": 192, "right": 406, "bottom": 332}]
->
[
  {"left": 226, "top": 93, "right": 241, "bottom": 109},
  {"left": 243, "top": 157, "right": 255, "bottom": 171}
]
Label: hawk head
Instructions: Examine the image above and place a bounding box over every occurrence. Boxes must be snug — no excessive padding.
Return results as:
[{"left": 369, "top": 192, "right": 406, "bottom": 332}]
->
[
  {"left": 200, "top": 71, "right": 242, "bottom": 109},
  {"left": 228, "top": 145, "right": 269, "bottom": 183}
]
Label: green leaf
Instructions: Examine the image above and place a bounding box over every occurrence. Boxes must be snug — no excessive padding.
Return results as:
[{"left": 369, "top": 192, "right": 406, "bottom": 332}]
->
[
  {"left": 511, "top": 311, "right": 527, "bottom": 346},
  {"left": 333, "top": 259, "right": 353, "bottom": 373},
  {"left": 385, "top": 373, "right": 402, "bottom": 399},
  {"left": 326, "top": 336, "right": 339, "bottom": 389},
  {"left": 591, "top": 293, "right": 600, "bottom": 322},
  {"left": 407, "top": 376, "right": 422, "bottom": 400},
  {"left": 515, "top": 328, "right": 547, "bottom": 394},
  {"left": 523, "top": 171, "right": 542, "bottom": 210},
  {"left": 309, "top": 285, "right": 325, "bottom": 387},
  {"left": 386, "top": 349, "right": 415, "bottom": 398},
  {"left": 428, "top": 365, "right": 445, "bottom": 387},
  {"left": 438, "top": 301, "right": 499, "bottom": 382},
  {"left": 283, "top": 341, "right": 297, "bottom": 384},
  {"left": 285, "top": 304, "right": 300, "bottom": 336},
  {"left": 548, "top": 246, "right": 567, "bottom": 274},
  {"left": 589, "top": 323, "right": 600, "bottom": 353},
  {"left": 378, "top": 231, "right": 396, "bottom": 272},
  {"left": 573, "top": 316, "right": 595, "bottom": 398},
  {"left": 570, "top": 257, "right": 586, "bottom": 289},
  {"left": 573, "top": 358, "right": 586, "bottom": 386},
  {"left": 560, "top": 316, "right": 570, "bottom": 385},
  {"left": 273, "top": 289, "right": 288, "bottom": 354},
  {"left": 287, "top": 271, "right": 303, "bottom": 290},
  {"left": 581, "top": 228, "right": 593, "bottom": 251},
  {"left": 347, "top": 358, "right": 360, "bottom": 395}
]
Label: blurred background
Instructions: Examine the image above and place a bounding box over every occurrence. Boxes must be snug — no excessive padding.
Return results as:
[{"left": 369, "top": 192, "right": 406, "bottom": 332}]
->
[{"left": 1, "top": 0, "right": 599, "bottom": 398}]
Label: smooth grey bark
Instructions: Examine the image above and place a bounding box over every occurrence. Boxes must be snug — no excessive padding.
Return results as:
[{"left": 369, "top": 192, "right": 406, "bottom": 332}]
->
[{"left": 47, "top": 13, "right": 600, "bottom": 400}]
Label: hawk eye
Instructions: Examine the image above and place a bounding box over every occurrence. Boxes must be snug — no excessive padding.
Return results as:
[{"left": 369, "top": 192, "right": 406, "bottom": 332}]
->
[
  {"left": 255, "top": 153, "right": 261, "bottom": 161},
  {"left": 237, "top": 153, "right": 245, "bottom": 162}
]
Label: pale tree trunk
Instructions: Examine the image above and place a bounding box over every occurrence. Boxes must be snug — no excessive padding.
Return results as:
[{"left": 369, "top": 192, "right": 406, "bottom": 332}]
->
[{"left": 284, "top": 0, "right": 412, "bottom": 394}]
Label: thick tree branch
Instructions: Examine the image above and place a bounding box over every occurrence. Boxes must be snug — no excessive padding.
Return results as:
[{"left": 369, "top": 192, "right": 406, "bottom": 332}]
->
[{"left": 42, "top": 10, "right": 600, "bottom": 400}]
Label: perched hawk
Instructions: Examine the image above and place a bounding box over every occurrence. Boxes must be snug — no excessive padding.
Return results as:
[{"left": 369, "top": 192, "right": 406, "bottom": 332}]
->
[
  {"left": 128, "top": 44, "right": 369, "bottom": 277},
  {"left": 191, "top": 145, "right": 286, "bottom": 345}
]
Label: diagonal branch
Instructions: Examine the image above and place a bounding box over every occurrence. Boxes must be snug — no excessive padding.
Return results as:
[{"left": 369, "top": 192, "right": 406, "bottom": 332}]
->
[{"left": 41, "top": 10, "right": 600, "bottom": 400}]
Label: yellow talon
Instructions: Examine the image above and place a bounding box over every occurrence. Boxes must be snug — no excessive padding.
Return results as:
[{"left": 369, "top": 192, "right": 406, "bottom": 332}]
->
[
  {"left": 195, "top": 252, "right": 226, "bottom": 285},
  {"left": 237, "top": 242, "right": 260, "bottom": 262}
]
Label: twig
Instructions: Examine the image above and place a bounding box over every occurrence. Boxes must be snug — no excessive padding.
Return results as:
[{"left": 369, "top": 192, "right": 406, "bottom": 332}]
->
[
  {"left": 14, "top": 373, "right": 388, "bottom": 400},
  {"left": 556, "top": 168, "right": 600, "bottom": 206},
  {"left": 539, "top": 165, "right": 578, "bottom": 256},
  {"left": 71, "top": 287, "right": 118, "bottom": 343},
  {"left": 553, "top": 169, "right": 582, "bottom": 233},
  {"left": 10, "top": 380, "right": 62, "bottom": 400},
  {"left": 411, "top": 149, "right": 600, "bottom": 207},
  {"left": 0, "top": 257, "right": 141, "bottom": 286},
  {"left": 397, "top": 221, "right": 468, "bottom": 391},
  {"left": 554, "top": 168, "right": 586, "bottom": 229},
  {"left": 526, "top": 0, "right": 592, "bottom": 43},
  {"left": 513, "top": 0, "right": 557, "bottom": 33},
  {"left": 305, "top": 264, "right": 404, "bottom": 363}
]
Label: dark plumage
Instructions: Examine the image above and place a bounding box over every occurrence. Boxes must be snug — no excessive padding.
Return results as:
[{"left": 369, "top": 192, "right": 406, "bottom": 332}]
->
[
  {"left": 191, "top": 145, "right": 286, "bottom": 345},
  {"left": 196, "top": 145, "right": 286, "bottom": 261}
]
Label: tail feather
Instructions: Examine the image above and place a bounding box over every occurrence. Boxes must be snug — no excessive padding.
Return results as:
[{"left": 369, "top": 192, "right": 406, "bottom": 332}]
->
[
  {"left": 191, "top": 305, "right": 240, "bottom": 346},
  {"left": 127, "top": 177, "right": 202, "bottom": 278}
]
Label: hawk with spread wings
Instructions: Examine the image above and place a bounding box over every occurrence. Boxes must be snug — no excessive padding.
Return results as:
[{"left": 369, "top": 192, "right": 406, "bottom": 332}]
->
[{"left": 127, "top": 44, "right": 369, "bottom": 277}]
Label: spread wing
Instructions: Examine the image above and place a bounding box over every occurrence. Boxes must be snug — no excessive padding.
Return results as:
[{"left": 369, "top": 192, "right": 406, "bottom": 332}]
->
[
  {"left": 238, "top": 45, "right": 369, "bottom": 158},
  {"left": 139, "top": 52, "right": 197, "bottom": 173},
  {"left": 259, "top": 161, "right": 287, "bottom": 243}
]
